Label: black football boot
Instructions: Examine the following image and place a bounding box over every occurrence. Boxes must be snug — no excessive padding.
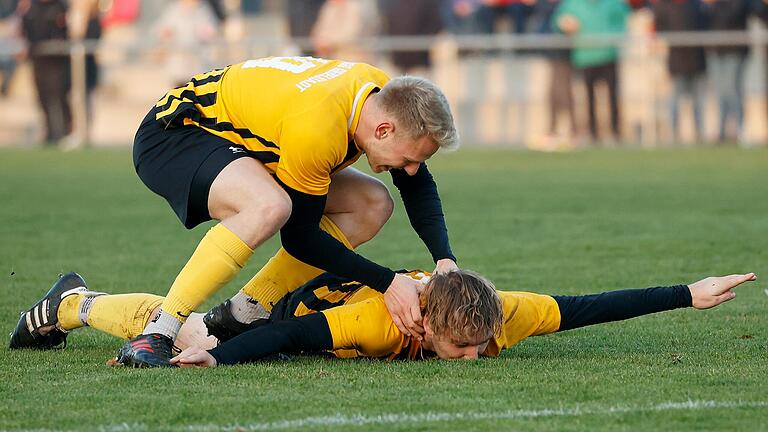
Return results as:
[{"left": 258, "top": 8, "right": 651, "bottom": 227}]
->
[
  {"left": 115, "top": 333, "right": 177, "bottom": 368},
  {"left": 9, "top": 272, "right": 103, "bottom": 349}
]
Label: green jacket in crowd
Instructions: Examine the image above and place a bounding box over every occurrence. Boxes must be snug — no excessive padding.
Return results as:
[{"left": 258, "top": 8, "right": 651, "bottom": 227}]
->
[{"left": 552, "top": 0, "right": 630, "bottom": 68}]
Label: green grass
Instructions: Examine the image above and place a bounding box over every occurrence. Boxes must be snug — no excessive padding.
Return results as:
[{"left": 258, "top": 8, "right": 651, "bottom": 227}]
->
[{"left": 0, "top": 147, "right": 766, "bottom": 431}]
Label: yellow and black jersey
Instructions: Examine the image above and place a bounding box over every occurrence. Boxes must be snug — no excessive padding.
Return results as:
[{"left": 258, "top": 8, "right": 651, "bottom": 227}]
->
[
  {"left": 208, "top": 271, "right": 693, "bottom": 365},
  {"left": 270, "top": 270, "right": 431, "bottom": 359},
  {"left": 154, "top": 57, "right": 390, "bottom": 196}
]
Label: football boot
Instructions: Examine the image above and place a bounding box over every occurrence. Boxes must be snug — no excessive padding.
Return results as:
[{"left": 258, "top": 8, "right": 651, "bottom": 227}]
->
[
  {"left": 203, "top": 300, "right": 269, "bottom": 343},
  {"left": 203, "top": 300, "right": 290, "bottom": 361},
  {"left": 115, "top": 333, "right": 177, "bottom": 368},
  {"left": 9, "top": 272, "right": 103, "bottom": 349}
]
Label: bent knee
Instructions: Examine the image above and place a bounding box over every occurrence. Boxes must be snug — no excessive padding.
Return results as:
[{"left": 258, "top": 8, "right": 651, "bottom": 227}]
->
[
  {"left": 209, "top": 182, "right": 291, "bottom": 229},
  {"left": 245, "top": 189, "right": 292, "bottom": 229},
  {"left": 361, "top": 182, "right": 394, "bottom": 228}
]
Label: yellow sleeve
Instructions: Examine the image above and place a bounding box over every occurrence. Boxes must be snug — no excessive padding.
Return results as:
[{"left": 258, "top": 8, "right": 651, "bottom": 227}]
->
[
  {"left": 321, "top": 296, "right": 406, "bottom": 358},
  {"left": 276, "top": 107, "right": 349, "bottom": 195},
  {"left": 483, "top": 291, "right": 561, "bottom": 357}
]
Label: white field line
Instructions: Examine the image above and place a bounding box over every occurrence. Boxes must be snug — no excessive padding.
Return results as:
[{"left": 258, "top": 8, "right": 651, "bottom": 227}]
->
[{"left": 5, "top": 400, "right": 767, "bottom": 432}]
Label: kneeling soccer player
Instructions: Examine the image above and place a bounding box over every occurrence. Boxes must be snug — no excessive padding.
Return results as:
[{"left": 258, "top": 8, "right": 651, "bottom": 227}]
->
[{"left": 9, "top": 270, "right": 757, "bottom": 366}]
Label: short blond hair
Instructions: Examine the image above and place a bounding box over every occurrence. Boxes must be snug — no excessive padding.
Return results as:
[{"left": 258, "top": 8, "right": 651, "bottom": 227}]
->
[
  {"left": 377, "top": 76, "right": 460, "bottom": 150},
  {"left": 421, "top": 270, "right": 503, "bottom": 344}
]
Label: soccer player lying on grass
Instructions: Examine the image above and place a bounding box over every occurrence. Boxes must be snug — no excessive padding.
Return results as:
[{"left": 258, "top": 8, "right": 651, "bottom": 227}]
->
[{"left": 10, "top": 270, "right": 757, "bottom": 365}]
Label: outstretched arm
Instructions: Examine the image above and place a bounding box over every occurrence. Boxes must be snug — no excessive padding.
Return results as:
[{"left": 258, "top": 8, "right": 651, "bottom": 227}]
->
[
  {"left": 171, "top": 313, "right": 334, "bottom": 367},
  {"left": 554, "top": 273, "right": 756, "bottom": 331}
]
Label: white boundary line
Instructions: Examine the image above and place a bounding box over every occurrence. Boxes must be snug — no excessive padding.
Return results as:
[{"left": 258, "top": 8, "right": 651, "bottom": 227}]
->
[{"left": 6, "top": 400, "right": 767, "bottom": 432}]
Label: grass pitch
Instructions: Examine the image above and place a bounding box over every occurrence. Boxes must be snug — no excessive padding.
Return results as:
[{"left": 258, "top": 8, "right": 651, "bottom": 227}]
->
[{"left": 0, "top": 147, "right": 766, "bottom": 431}]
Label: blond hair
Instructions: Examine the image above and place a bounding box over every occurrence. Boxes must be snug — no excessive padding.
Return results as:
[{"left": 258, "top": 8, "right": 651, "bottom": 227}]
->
[
  {"left": 377, "top": 76, "right": 460, "bottom": 150},
  {"left": 421, "top": 270, "right": 503, "bottom": 344}
]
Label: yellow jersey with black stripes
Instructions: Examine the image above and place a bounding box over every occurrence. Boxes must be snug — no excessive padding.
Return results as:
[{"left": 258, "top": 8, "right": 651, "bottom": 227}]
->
[
  {"left": 153, "top": 57, "right": 390, "bottom": 195},
  {"left": 285, "top": 271, "right": 562, "bottom": 360}
]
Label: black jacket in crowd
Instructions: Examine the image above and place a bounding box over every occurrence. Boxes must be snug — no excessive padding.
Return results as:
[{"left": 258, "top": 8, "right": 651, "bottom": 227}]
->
[{"left": 651, "top": 0, "right": 707, "bottom": 77}]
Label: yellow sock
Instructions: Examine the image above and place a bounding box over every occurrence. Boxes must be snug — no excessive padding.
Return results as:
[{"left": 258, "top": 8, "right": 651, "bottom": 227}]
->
[
  {"left": 57, "top": 294, "right": 85, "bottom": 331},
  {"left": 87, "top": 294, "right": 164, "bottom": 339},
  {"left": 162, "top": 223, "right": 253, "bottom": 322},
  {"left": 240, "top": 215, "right": 352, "bottom": 310}
]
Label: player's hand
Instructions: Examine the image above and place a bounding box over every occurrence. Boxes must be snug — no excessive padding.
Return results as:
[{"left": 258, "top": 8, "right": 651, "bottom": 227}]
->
[
  {"left": 384, "top": 274, "right": 425, "bottom": 340},
  {"left": 688, "top": 273, "right": 757, "bottom": 310},
  {"left": 170, "top": 346, "right": 218, "bottom": 368},
  {"left": 433, "top": 258, "right": 458, "bottom": 275}
]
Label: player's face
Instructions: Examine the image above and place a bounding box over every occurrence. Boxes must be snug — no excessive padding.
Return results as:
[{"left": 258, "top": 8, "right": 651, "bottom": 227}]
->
[
  {"left": 365, "top": 130, "right": 439, "bottom": 175},
  {"left": 423, "top": 318, "right": 491, "bottom": 360},
  {"left": 428, "top": 333, "right": 491, "bottom": 360}
]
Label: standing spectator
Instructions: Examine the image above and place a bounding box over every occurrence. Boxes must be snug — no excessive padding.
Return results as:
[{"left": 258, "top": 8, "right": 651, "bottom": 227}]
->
[
  {"left": 755, "top": 0, "right": 768, "bottom": 131},
  {"left": 477, "top": 0, "right": 534, "bottom": 35},
  {"left": 100, "top": 0, "right": 139, "bottom": 28},
  {"left": 287, "top": 0, "right": 325, "bottom": 56},
  {"left": 702, "top": 0, "right": 750, "bottom": 143},
  {"left": 68, "top": 0, "right": 101, "bottom": 141},
  {"left": 531, "top": 0, "right": 576, "bottom": 140},
  {"left": 476, "top": 0, "right": 536, "bottom": 145},
  {"left": 204, "top": 0, "right": 226, "bottom": 23},
  {"left": 154, "top": 0, "right": 218, "bottom": 87},
  {"left": 0, "top": 0, "right": 20, "bottom": 97},
  {"left": 241, "top": 0, "right": 262, "bottom": 14},
  {"left": 311, "top": 0, "right": 378, "bottom": 63},
  {"left": 443, "top": 0, "right": 481, "bottom": 35},
  {"left": 20, "top": 0, "right": 72, "bottom": 145},
  {"left": 651, "top": 0, "right": 707, "bottom": 143},
  {"left": 380, "top": 0, "right": 444, "bottom": 75},
  {"left": 554, "top": 0, "right": 629, "bottom": 143}
]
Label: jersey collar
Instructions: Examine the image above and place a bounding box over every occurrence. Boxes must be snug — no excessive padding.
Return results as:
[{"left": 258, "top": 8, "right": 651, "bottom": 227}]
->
[{"left": 348, "top": 82, "right": 380, "bottom": 136}]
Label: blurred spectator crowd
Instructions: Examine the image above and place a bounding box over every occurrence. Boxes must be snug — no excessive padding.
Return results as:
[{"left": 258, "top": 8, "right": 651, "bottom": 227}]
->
[{"left": 1, "top": 0, "right": 768, "bottom": 148}]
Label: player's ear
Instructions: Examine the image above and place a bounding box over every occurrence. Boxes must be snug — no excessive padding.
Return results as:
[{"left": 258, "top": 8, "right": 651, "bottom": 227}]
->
[{"left": 375, "top": 122, "right": 394, "bottom": 140}]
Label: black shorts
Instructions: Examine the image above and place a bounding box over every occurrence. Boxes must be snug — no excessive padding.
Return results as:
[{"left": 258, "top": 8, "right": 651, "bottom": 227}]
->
[{"left": 133, "top": 107, "right": 250, "bottom": 229}]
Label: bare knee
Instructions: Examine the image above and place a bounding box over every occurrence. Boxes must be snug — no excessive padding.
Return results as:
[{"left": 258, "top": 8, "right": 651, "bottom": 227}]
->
[
  {"left": 255, "top": 191, "right": 292, "bottom": 228},
  {"left": 357, "top": 182, "right": 394, "bottom": 242},
  {"left": 239, "top": 189, "right": 292, "bottom": 231},
  {"left": 210, "top": 181, "right": 291, "bottom": 248}
]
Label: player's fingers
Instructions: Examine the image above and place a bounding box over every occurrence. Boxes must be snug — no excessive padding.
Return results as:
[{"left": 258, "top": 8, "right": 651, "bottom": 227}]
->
[
  {"left": 716, "top": 291, "right": 736, "bottom": 305},
  {"left": 170, "top": 351, "right": 190, "bottom": 364},
  {"left": 178, "top": 362, "right": 199, "bottom": 368},
  {"left": 181, "top": 352, "right": 208, "bottom": 365},
  {"left": 408, "top": 305, "right": 424, "bottom": 339},
  {"left": 728, "top": 273, "right": 757, "bottom": 288},
  {"left": 172, "top": 354, "right": 193, "bottom": 364},
  {"left": 400, "top": 310, "right": 417, "bottom": 334},
  {"left": 391, "top": 313, "right": 410, "bottom": 337},
  {"left": 742, "top": 272, "right": 757, "bottom": 282},
  {"left": 415, "top": 282, "right": 427, "bottom": 294},
  {"left": 410, "top": 303, "right": 423, "bottom": 326}
]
